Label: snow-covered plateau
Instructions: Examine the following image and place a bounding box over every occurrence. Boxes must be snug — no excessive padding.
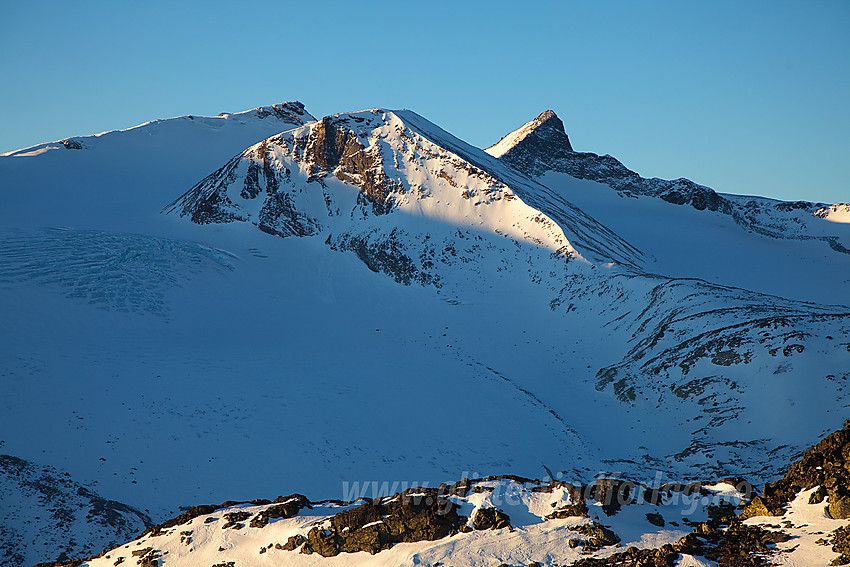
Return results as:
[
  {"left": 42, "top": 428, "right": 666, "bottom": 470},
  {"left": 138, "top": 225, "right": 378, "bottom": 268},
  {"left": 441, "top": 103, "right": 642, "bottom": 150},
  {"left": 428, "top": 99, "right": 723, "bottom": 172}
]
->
[{"left": 0, "top": 102, "right": 848, "bottom": 566}]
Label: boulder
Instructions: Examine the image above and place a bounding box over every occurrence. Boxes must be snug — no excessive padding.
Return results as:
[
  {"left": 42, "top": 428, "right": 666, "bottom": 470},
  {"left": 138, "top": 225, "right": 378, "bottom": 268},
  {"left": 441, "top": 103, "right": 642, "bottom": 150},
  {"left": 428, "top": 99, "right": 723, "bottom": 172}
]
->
[{"left": 472, "top": 507, "right": 511, "bottom": 530}]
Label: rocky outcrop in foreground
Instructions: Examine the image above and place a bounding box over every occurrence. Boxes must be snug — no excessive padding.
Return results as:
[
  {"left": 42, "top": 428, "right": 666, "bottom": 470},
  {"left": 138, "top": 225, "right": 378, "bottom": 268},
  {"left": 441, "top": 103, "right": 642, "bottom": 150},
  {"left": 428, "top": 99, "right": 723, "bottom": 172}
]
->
[
  {"left": 38, "top": 421, "right": 850, "bottom": 566},
  {"left": 742, "top": 419, "right": 850, "bottom": 520}
]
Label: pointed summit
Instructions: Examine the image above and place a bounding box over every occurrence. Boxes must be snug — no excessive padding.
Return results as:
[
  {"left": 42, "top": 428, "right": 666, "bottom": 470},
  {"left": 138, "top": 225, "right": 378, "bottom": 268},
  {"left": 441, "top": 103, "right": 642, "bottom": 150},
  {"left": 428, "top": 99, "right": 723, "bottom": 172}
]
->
[
  {"left": 485, "top": 110, "right": 574, "bottom": 177},
  {"left": 489, "top": 110, "right": 735, "bottom": 215},
  {"left": 486, "top": 110, "right": 572, "bottom": 160}
]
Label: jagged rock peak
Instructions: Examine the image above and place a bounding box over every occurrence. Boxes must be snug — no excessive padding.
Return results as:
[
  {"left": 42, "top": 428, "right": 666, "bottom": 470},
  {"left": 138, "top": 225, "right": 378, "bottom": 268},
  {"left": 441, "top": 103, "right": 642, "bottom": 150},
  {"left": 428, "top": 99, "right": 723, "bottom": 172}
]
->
[
  {"left": 529, "top": 109, "right": 568, "bottom": 138},
  {"left": 486, "top": 109, "right": 572, "bottom": 158}
]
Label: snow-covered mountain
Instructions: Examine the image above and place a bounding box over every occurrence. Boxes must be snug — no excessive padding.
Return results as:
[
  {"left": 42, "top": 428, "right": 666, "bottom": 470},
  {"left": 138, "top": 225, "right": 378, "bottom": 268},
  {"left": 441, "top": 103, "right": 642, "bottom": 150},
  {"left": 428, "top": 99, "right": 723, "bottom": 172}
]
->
[
  {"left": 1, "top": 102, "right": 848, "bottom": 566},
  {"left": 163, "top": 106, "right": 850, "bottom": 482},
  {"left": 487, "top": 110, "right": 850, "bottom": 305},
  {"left": 164, "top": 109, "right": 645, "bottom": 281}
]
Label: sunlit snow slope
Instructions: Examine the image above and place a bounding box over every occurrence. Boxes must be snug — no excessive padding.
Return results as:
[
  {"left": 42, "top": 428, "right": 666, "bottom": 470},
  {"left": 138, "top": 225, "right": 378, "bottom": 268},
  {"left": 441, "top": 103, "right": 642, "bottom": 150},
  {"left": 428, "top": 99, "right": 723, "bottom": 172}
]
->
[{"left": 0, "top": 101, "right": 314, "bottom": 231}]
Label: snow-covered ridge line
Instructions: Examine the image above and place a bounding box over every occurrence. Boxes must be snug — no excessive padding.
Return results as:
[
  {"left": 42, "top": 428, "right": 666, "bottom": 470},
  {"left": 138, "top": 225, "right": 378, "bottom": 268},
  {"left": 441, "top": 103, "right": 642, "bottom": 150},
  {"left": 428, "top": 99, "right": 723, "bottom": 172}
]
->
[
  {"left": 0, "top": 101, "right": 314, "bottom": 157},
  {"left": 490, "top": 110, "right": 850, "bottom": 254}
]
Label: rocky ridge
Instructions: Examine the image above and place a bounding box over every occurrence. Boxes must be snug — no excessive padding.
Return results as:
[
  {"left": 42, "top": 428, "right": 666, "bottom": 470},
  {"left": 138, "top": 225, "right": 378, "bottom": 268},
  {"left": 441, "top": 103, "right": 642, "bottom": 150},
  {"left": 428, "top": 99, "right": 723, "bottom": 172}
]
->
[
  {"left": 489, "top": 110, "right": 850, "bottom": 254},
  {"left": 46, "top": 421, "right": 850, "bottom": 567},
  {"left": 564, "top": 273, "right": 850, "bottom": 479},
  {"left": 487, "top": 110, "right": 730, "bottom": 214}
]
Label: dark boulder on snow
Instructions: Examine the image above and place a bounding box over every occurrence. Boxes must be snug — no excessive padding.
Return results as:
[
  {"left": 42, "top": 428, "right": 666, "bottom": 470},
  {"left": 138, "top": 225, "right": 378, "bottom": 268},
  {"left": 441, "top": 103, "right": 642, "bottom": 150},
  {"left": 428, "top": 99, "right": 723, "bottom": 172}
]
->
[
  {"left": 472, "top": 507, "right": 511, "bottom": 530},
  {"left": 249, "top": 494, "right": 310, "bottom": 527},
  {"left": 568, "top": 521, "right": 621, "bottom": 551},
  {"left": 297, "top": 492, "right": 464, "bottom": 556},
  {"left": 831, "top": 525, "right": 850, "bottom": 565},
  {"left": 546, "top": 501, "right": 589, "bottom": 519}
]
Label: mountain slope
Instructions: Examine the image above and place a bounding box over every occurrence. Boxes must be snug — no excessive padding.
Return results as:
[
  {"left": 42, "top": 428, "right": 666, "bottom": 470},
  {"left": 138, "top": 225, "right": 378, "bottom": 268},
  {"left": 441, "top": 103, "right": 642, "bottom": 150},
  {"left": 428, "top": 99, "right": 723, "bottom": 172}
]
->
[
  {"left": 0, "top": 101, "right": 315, "bottom": 231},
  {"left": 1, "top": 102, "right": 849, "bottom": 566},
  {"left": 487, "top": 110, "right": 850, "bottom": 305},
  {"left": 1, "top": 102, "right": 313, "bottom": 160},
  {"left": 0, "top": 455, "right": 151, "bottom": 567},
  {"left": 165, "top": 109, "right": 646, "bottom": 280},
  {"left": 161, "top": 107, "right": 850, "bottom": 485}
]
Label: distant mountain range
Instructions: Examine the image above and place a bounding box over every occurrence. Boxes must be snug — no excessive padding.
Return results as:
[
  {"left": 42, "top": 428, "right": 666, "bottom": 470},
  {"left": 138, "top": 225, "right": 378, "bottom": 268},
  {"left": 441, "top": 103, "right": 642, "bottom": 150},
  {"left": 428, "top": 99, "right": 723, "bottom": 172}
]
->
[{"left": 1, "top": 101, "right": 848, "bottom": 566}]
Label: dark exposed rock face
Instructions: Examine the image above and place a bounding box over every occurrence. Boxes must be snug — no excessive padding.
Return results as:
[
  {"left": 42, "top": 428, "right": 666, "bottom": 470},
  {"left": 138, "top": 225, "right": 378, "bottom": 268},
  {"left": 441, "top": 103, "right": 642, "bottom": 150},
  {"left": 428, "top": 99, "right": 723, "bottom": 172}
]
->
[
  {"left": 741, "top": 419, "right": 850, "bottom": 519},
  {"left": 221, "top": 510, "right": 250, "bottom": 529},
  {"left": 248, "top": 495, "right": 310, "bottom": 528},
  {"left": 241, "top": 140, "right": 283, "bottom": 200},
  {"left": 571, "top": 543, "right": 677, "bottom": 567},
  {"left": 471, "top": 507, "right": 511, "bottom": 530},
  {"left": 297, "top": 492, "right": 464, "bottom": 557},
  {"left": 490, "top": 110, "right": 731, "bottom": 215},
  {"left": 567, "top": 514, "right": 784, "bottom": 567},
  {"left": 831, "top": 525, "right": 850, "bottom": 565},
  {"left": 565, "top": 519, "right": 788, "bottom": 567},
  {"left": 165, "top": 113, "right": 404, "bottom": 234},
  {"left": 254, "top": 101, "right": 311, "bottom": 122},
  {"left": 305, "top": 115, "right": 401, "bottom": 216},
  {"left": 279, "top": 534, "right": 306, "bottom": 551},
  {"left": 174, "top": 154, "right": 247, "bottom": 225},
  {"left": 588, "top": 478, "right": 637, "bottom": 516},
  {"left": 328, "top": 229, "right": 441, "bottom": 287},
  {"left": 142, "top": 494, "right": 306, "bottom": 537},
  {"left": 700, "top": 517, "right": 790, "bottom": 567},
  {"left": 568, "top": 521, "right": 621, "bottom": 550},
  {"left": 258, "top": 191, "right": 321, "bottom": 238},
  {"left": 61, "top": 139, "right": 83, "bottom": 150},
  {"left": 144, "top": 504, "right": 218, "bottom": 536},
  {"left": 490, "top": 110, "right": 572, "bottom": 175},
  {"left": 546, "top": 501, "right": 589, "bottom": 519}
]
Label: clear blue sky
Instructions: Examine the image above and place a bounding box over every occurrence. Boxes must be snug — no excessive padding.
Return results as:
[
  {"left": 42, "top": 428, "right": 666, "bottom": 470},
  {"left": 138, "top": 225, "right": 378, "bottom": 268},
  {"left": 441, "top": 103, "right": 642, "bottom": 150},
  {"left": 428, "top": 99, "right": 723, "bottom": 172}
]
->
[{"left": 2, "top": 0, "right": 848, "bottom": 203}]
